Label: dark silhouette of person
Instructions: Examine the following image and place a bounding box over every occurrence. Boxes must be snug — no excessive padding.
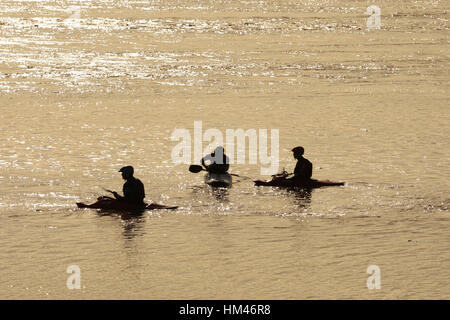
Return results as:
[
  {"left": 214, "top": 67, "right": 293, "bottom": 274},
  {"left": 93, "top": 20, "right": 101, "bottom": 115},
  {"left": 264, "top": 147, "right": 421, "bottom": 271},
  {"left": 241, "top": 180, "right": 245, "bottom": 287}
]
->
[
  {"left": 289, "top": 146, "right": 313, "bottom": 180},
  {"left": 111, "top": 166, "right": 146, "bottom": 204},
  {"left": 201, "top": 146, "right": 230, "bottom": 174}
]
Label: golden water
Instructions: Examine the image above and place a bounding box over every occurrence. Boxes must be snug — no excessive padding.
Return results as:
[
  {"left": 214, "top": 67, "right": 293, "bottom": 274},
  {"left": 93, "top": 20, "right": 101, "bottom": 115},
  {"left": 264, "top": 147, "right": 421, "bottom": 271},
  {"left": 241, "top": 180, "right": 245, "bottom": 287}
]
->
[{"left": 0, "top": 0, "right": 449, "bottom": 299}]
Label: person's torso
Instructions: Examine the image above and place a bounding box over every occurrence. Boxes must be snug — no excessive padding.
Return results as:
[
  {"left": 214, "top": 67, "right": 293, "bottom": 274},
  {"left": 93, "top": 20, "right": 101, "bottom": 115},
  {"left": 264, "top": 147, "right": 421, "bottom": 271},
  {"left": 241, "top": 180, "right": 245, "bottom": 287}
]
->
[
  {"left": 123, "top": 178, "right": 145, "bottom": 203},
  {"left": 294, "top": 157, "right": 313, "bottom": 178},
  {"left": 204, "top": 153, "right": 230, "bottom": 173},
  {"left": 204, "top": 153, "right": 229, "bottom": 165}
]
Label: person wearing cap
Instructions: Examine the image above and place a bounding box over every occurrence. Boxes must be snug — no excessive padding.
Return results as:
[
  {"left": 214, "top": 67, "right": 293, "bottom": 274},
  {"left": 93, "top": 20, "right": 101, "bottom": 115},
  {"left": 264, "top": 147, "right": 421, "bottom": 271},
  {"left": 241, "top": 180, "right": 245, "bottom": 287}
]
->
[
  {"left": 201, "top": 146, "right": 230, "bottom": 174},
  {"left": 289, "top": 146, "right": 313, "bottom": 180},
  {"left": 111, "top": 166, "right": 146, "bottom": 205}
]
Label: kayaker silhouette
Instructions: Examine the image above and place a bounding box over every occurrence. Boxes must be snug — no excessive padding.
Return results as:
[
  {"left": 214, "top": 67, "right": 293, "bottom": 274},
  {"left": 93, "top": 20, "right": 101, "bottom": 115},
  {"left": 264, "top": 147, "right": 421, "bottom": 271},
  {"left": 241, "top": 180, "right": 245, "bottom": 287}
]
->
[
  {"left": 201, "top": 146, "right": 230, "bottom": 174},
  {"left": 289, "top": 146, "right": 313, "bottom": 181},
  {"left": 254, "top": 146, "right": 344, "bottom": 188},
  {"left": 77, "top": 166, "right": 178, "bottom": 210},
  {"left": 271, "top": 146, "right": 313, "bottom": 181},
  {"left": 111, "top": 166, "right": 146, "bottom": 205}
]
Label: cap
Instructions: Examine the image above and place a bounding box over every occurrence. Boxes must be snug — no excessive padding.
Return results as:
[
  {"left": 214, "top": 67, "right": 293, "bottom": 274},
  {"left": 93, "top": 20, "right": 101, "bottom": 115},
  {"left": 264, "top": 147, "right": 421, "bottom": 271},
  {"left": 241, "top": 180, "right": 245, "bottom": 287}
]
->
[
  {"left": 119, "top": 166, "right": 134, "bottom": 175},
  {"left": 291, "top": 146, "right": 304, "bottom": 155}
]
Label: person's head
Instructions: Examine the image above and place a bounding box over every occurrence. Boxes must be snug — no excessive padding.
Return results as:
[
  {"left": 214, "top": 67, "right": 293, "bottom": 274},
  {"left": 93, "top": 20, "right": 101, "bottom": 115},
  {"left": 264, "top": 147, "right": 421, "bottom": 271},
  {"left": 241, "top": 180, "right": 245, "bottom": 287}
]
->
[
  {"left": 119, "top": 166, "right": 134, "bottom": 180},
  {"left": 291, "top": 146, "right": 304, "bottom": 159},
  {"left": 212, "top": 146, "right": 224, "bottom": 156},
  {"left": 211, "top": 146, "right": 225, "bottom": 164}
]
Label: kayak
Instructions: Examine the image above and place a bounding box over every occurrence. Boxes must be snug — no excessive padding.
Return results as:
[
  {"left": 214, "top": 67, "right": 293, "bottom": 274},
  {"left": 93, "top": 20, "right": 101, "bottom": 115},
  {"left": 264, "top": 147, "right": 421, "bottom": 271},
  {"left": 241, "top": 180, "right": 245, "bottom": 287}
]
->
[
  {"left": 76, "top": 200, "right": 178, "bottom": 211},
  {"left": 205, "top": 172, "right": 232, "bottom": 188},
  {"left": 76, "top": 198, "right": 178, "bottom": 212},
  {"left": 254, "top": 178, "right": 344, "bottom": 189}
]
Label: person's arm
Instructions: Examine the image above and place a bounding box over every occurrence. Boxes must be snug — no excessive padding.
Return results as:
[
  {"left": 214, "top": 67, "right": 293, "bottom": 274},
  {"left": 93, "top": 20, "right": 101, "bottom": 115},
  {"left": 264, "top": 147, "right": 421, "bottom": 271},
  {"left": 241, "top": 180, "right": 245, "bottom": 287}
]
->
[
  {"left": 115, "top": 182, "right": 129, "bottom": 202},
  {"left": 293, "top": 161, "right": 301, "bottom": 177},
  {"left": 201, "top": 155, "right": 210, "bottom": 170},
  {"left": 138, "top": 180, "right": 145, "bottom": 202},
  {"left": 123, "top": 182, "right": 136, "bottom": 203},
  {"left": 306, "top": 161, "right": 313, "bottom": 179},
  {"left": 112, "top": 191, "right": 124, "bottom": 201}
]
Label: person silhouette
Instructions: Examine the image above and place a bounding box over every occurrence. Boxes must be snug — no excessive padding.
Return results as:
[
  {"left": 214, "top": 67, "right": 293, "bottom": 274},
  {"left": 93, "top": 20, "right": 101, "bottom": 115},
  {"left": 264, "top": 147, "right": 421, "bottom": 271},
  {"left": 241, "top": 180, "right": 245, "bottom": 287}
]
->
[
  {"left": 111, "top": 166, "right": 146, "bottom": 205},
  {"left": 289, "top": 146, "right": 313, "bottom": 181},
  {"left": 201, "top": 146, "right": 230, "bottom": 174}
]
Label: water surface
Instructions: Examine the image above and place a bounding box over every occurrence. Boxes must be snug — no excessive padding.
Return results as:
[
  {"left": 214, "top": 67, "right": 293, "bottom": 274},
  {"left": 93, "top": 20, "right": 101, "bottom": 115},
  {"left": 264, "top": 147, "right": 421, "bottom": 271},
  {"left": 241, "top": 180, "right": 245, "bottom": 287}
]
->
[{"left": 0, "top": 0, "right": 449, "bottom": 299}]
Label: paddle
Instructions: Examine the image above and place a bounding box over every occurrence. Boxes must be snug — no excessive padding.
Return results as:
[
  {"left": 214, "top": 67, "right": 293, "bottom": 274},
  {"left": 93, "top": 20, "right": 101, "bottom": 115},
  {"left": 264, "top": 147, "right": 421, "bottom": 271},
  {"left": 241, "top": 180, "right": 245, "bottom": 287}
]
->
[
  {"left": 272, "top": 172, "right": 294, "bottom": 178},
  {"left": 188, "top": 165, "right": 250, "bottom": 179},
  {"left": 102, "top": 187, "right": 116, "bottom": 195},
  {"left": 100, "top": 188, "right": 117, "bottom": 200},
  {"left": 188, "top": 165, "right": 205, "bottom": 173}
]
